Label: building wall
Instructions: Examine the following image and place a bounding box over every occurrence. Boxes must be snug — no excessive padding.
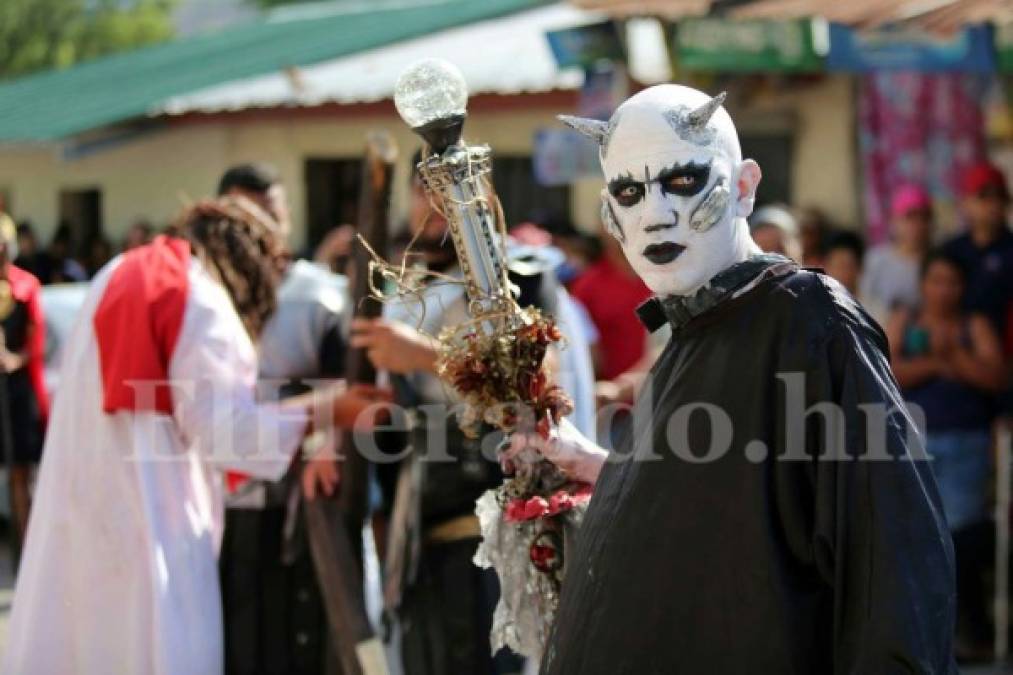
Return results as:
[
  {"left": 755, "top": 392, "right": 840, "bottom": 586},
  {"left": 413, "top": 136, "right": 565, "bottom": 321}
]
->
[
  {"left": 0, "top": 124, "right": 229, "bottom": 245},
  {"left": 781, "top": 75, "right": 859, "bottom": 227},
  {"left": 214, "top": 106, "right": 569, "bottom": 247},
  {"left": 0, "top": 106, "right": 573, "bottom": 249},
  {"left": 737, "top": 74, "right": 859, "bottom": 227},
  {"left": 0, "top": 77, "right": 859, "bottom": 251}
]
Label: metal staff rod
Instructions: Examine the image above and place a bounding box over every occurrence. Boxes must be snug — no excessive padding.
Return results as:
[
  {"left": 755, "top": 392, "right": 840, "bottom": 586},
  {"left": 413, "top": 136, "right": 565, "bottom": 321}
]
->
[{"left": 395, "top": 59, "right": 513, "bottom": 329}]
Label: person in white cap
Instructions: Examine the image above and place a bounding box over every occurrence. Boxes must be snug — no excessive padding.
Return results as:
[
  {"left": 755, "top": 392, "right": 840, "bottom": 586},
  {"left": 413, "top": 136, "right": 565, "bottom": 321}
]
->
[{"left": 749, "top": 203, "right": 802, "bottom": 261}]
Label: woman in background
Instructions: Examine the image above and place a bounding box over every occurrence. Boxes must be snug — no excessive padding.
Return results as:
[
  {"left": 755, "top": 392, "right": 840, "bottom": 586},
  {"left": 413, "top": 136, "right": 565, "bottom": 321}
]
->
[
  {"left": 861, "top": 184, "right": 934, "bottom": 324},
  {"left": 0, "top": 217, "right": 48, "bottom": 563},
  {"left": 887, "top": 249, "right": 1005, "bottom": 661}
]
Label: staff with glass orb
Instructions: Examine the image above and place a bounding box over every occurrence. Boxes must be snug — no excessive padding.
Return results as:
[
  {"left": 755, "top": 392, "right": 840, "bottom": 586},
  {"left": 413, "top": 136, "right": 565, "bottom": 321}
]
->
[
  {"left": 358, "top": 57, "right": 583, "bottom": 675},
  {"left": 394, "top": 59, "right": 513, "bottom": 324},
  {"left": 351, "top": 59, "right": 544, "bottom": 675}
]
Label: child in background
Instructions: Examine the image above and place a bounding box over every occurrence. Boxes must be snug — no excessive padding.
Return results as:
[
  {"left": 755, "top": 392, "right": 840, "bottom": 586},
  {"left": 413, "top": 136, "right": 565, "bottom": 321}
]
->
[{"left": 822, "top": 230, "right": 865, "bottom": 297}]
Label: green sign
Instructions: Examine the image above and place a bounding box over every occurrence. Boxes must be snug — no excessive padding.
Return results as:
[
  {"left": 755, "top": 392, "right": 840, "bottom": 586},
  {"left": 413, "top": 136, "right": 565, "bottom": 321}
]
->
[
  {"left": 674, "top": 18, "right": 825, "bottom": 73},
  {"left": 997, "top": 23, "right": 1013, "bottom": 72}
]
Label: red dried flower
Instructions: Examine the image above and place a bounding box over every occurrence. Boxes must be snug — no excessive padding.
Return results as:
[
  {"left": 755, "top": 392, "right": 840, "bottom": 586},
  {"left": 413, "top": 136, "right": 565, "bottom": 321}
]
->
[
  {"left": 536, "top": 415, "right": 551, "bottom": 439},
  {"left": 529, "top": 530, "right": 564, "bottom": 573},
  {"left": 505, "top": 486, "right": 592, "bottom": 523},
  {"left": 529, "top": 543, "right": 557, "bottom": 572}
]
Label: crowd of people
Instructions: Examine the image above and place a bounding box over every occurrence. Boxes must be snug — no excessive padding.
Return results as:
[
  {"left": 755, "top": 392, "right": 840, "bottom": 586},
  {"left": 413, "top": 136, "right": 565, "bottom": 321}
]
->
[
  {"left": 12, "top": 218, "right": 154, "bottom": 285},
  {"left": 0, "top": 149, "right": 1011, "bottom": 671}
]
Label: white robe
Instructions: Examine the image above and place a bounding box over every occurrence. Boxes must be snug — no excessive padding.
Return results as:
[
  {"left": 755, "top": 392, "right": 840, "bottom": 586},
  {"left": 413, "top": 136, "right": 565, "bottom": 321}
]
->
[{"left": 3, "top": 256, "right": 307, "bottom": 674}]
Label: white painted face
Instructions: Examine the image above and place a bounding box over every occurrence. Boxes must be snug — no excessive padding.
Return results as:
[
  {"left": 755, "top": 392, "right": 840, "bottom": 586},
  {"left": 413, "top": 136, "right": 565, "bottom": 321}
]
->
[{"left": 562, "top": 85, "right": 761, "bottom": 297}]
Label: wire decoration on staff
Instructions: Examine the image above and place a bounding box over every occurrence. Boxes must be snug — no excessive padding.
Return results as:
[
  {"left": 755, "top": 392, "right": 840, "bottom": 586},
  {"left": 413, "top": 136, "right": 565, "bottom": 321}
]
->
[{"left": 361, "top": 58, "right": 588, "bottom": 659}]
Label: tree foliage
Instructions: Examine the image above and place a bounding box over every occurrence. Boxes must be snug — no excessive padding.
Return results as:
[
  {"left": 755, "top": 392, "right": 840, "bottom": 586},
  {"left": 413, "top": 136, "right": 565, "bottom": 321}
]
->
[
  {"left": 246, "top": 0, "right": 349, "bottom": 8},
  {"left": 0, "top": 0, "right": 176, "bottom": 80}
]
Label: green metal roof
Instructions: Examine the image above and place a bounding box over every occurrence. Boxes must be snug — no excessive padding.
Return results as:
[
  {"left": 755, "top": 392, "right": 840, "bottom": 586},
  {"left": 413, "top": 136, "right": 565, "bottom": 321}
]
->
[{"left": 0, "top": 0, "right": 550, "bottom": 142}]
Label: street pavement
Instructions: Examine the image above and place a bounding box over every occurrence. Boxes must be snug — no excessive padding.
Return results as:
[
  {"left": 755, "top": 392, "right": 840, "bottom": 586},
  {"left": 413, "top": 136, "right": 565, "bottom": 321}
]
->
[
  {"left": 0, "top": 533, "right": 1006, "bottom": 674},
  {"left": 0, "top": 538, "right": 14, "bottom": 657}
]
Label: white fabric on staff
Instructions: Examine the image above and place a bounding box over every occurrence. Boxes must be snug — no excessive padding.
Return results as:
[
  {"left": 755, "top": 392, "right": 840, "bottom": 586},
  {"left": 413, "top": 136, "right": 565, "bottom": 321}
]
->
[{"left": 3, "top": 257, "right": 307, "bottom": 674}]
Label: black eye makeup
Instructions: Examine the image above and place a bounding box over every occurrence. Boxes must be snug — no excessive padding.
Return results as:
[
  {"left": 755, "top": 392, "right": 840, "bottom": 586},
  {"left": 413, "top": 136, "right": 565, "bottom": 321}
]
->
[
  {"left": 608, "top": 173, "right": 646, "bottom": 207},
  {"left": 657, "top": 161, "right": 711, "bottom": 197}
]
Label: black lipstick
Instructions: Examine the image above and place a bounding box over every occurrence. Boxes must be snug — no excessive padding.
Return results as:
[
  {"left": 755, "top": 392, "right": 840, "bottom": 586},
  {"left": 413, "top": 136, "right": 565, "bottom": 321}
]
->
[{"left": 642, "top": 242, "right": 686, "bottom": 265}]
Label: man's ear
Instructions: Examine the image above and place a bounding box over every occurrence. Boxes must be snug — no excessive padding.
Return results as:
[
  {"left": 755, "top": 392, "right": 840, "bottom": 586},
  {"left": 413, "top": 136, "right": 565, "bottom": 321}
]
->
[
  {"left": 734, "top": 159, "right": 762, "bottom": 218},
  {"left": 600, "top": 189, "right": 625, "bottom": 243}
]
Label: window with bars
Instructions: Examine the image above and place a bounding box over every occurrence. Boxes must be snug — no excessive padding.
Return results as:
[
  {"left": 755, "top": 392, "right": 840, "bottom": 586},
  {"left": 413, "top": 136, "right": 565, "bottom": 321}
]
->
[
  {"left": 492, "top": 155, "right": 572, "bottom": 227},
  {"left": 303, "top": 157, "right": 361, "bottom": 250}
]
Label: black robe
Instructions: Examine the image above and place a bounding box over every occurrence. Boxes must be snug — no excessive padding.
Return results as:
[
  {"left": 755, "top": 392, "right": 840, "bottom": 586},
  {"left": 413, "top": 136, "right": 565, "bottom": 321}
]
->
[{"left": 542, "top": 258, "right": 956, "bottom": 675}]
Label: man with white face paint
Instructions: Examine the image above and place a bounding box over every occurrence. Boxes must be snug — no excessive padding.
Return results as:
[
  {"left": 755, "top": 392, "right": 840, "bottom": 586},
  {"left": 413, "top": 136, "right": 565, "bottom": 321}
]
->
[
  {"left": 569, "top": 85, "right": 761, "bottom": 298},
  {"left": 505, "top": 85, "right": 956, "bottom": 673}
]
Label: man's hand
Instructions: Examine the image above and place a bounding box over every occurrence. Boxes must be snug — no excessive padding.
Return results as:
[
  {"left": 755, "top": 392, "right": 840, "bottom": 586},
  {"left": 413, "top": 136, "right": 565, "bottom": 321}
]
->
[
  {"left": 331, "top": 383, "right": 394, "bottom": 431},
  {"left": 0, "top": 348, "right": 21, "bottom": 374},
  {"left": 300, "top": 431, "right": 341, "bottom": 500},
  {"left": 299, "top": 384, "right": 392, "bottom": 499},
  {"left": 595, "top": 369, "right": 646, "bottom": 408},
  {"left": 595, "top": 380, "right": 631, "bottom": 408},
  {"left": 313, "top": 224, "right": 355, "bottom": 270},
  {"left": 302, "top": 456, "right": 340, "bottom": 500},
  {"left": 502, "top": 418, "right": 608, "bottom": 485},
  {"left": 0, "top": 328, "right": 19, "bottom": 374},
  {"left": 929, "top": 322, "right": 960, "bottom": 359},
  {"left": 350, "top": 318, "right": 438, "bottom": 375}
]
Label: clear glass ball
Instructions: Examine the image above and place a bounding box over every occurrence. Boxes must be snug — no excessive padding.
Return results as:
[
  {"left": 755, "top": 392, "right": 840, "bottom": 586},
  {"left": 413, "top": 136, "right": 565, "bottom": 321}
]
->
[{"left": 394, "top": 59, "right": 468, "bottom": 129}]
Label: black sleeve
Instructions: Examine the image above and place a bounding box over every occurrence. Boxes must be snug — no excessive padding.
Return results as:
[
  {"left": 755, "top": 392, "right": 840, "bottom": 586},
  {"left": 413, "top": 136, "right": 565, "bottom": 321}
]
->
[
  {"left": 317, "top": 320, "right": 345, "bottom": 379},
  {"left": 810, "top": 318, "right": 957, "bottom": 674},
  {"left": 508, "top": 268, "right": 560, "bottom": 315}
]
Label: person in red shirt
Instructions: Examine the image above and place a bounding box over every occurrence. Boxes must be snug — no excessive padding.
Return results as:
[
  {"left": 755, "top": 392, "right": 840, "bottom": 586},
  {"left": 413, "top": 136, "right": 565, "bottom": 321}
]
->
[{"left": 568, "top": 230, "right": 652, "bottom": 381}]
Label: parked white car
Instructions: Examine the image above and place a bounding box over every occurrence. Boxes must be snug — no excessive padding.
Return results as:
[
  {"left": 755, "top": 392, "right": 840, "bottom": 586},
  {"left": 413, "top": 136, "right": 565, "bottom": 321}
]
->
[
  {"left": 40, "top": 282, "right": 89, "bottom": 396},
  {"left": 0, "top": 283, "right": 87, "bottom": 522}
]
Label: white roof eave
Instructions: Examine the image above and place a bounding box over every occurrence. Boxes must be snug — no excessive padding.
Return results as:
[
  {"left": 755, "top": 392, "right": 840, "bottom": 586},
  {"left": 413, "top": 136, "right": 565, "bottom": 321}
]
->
[{"left": 158, "top": 3, "right": 669, "bottom": 116}]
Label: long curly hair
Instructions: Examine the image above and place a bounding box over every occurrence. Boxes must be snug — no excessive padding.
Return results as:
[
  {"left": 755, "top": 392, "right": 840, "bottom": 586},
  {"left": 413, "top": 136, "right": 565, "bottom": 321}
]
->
[{"left": 176, "top": 196, "right": 283, "bottom": 338}]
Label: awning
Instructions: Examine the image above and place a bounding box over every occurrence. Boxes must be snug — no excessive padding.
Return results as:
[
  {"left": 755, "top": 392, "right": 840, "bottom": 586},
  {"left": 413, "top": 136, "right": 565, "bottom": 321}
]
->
[{"left": 160, "top": 4, "right": 671, "bottom": 116}]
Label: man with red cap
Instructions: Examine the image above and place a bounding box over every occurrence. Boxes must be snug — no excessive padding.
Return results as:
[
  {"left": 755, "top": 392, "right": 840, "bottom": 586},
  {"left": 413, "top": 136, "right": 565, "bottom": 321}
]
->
[{"left": 943, "top": 162, "right": 1013, "bottom": 335}]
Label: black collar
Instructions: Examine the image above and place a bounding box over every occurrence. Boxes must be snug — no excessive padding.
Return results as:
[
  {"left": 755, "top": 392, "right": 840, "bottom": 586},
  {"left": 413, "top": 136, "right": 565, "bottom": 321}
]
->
[{"left": 636, "top": 254, "right": 797, "bottom": 332}]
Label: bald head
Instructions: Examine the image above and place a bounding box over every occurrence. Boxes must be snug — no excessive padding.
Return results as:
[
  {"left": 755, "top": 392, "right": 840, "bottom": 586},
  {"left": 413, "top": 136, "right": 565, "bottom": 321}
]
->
[{"left": 558, "top": 84, "right": 761, "bottom": 297}]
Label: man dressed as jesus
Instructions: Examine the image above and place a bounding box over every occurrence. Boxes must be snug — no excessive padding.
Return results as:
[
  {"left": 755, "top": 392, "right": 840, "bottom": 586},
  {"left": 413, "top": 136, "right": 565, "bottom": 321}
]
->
[{"left": 4, "top": 196, "right": 388, "bottom": 674}]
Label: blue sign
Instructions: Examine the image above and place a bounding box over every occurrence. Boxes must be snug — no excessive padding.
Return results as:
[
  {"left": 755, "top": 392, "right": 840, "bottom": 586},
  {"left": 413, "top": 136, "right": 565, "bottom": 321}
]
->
[
  {"left": 577, "top": 63, "right": 627, "bottom": 120},
  {"left": 545, "top": 21, "right": 625, "bottom": 69},
  {"left": 827, "top": 23, "right": 995, "bottom": 72},
  {"left": 533, "top": 128, "right": 601, "bottom": 186}
]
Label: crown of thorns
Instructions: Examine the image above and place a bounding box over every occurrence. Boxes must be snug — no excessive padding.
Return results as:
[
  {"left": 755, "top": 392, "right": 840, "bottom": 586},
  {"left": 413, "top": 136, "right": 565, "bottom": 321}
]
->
[{"left": 178, "top": 195, "right": 281, "bottom": 237}]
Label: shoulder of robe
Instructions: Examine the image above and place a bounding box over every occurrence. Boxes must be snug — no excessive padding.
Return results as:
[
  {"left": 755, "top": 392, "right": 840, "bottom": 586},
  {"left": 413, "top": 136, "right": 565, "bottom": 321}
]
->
[
  {"left": 184, "top": 260, "right": 246, "bottom": 335},
  {"left": 766, "top": 268, "right": 888, "bottom": 354}
]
